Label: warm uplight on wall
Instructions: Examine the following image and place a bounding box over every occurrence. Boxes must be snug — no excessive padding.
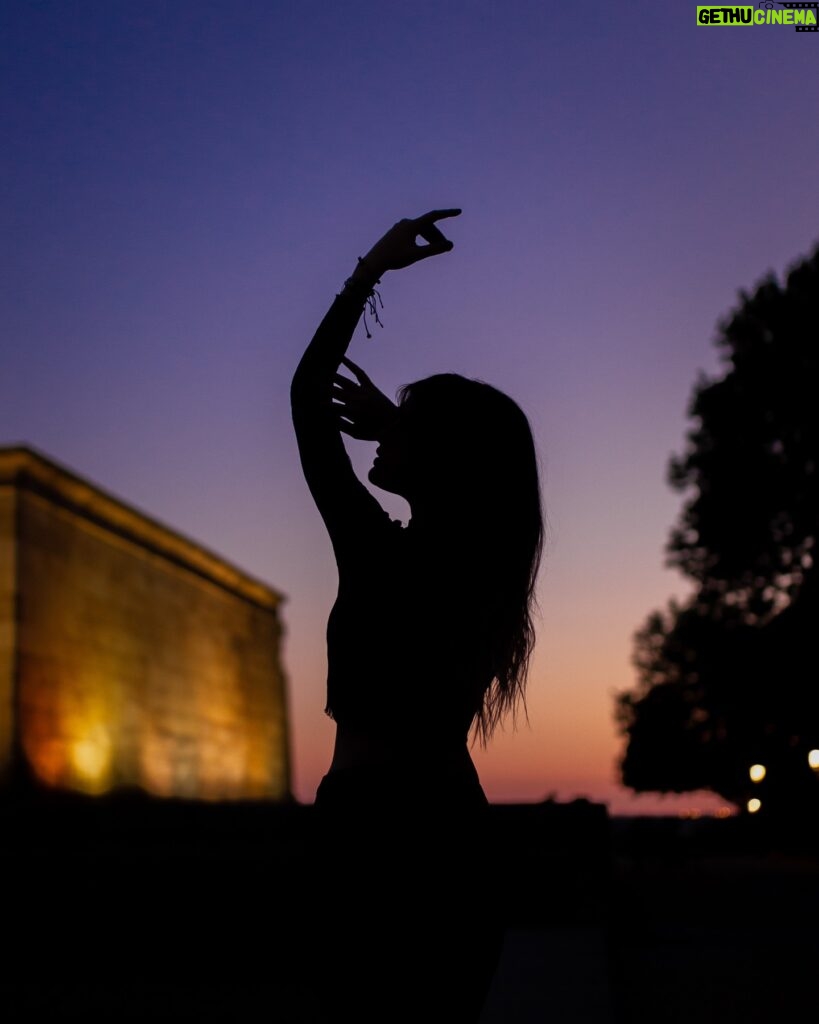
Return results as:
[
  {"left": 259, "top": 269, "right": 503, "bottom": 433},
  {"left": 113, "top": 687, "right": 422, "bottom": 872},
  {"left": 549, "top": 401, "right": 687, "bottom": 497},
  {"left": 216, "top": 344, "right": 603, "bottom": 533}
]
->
[
  {"left": 70, "top": 724, "right": 113, "bottom": 790},
  {"left": 808, "top": 750, "right": 819, "bottom": 770},
  {"left": 749, "top": 764, "right": 767, "bottom": 783},
  {"left": 747, "top": 798, "right": 762, "bottom": 814}
]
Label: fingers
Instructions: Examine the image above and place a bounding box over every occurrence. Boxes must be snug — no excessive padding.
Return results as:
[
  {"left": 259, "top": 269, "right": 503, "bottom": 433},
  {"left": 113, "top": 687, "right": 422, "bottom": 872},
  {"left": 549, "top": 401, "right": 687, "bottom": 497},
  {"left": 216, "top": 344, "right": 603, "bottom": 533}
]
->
[
  {"left": 420, "top": 229, "right": 454, "bottom": 254},
  {"left": 411, "top": 210, "right": 460, "bottom": 260},
  {"left": 415, "top": 209, "right": 462, "bottom": 225},
  {"left": 339, "top": 355, "right": 372, "bottom": 383},
  {"left": 333, "top": 366, "right": 369, "bottom": 410},
  {"left": 334, "top": 370, "right": 373, "bottom": 404},
  {"left": 337, "top": 419, "right": 364, "bottom": 440},
  {"left": 419, "top": 222, "right": 448, "bottom": 245},
  {"left": 408, "top": 235, "right": 454, "bottom": 263}
]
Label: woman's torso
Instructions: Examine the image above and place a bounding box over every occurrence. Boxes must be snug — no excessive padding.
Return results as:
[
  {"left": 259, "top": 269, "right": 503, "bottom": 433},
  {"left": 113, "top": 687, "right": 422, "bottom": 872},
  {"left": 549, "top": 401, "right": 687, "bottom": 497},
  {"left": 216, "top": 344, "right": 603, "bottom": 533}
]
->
[{"left": 323, "top": 516, "right": 494, "bottom": 778}]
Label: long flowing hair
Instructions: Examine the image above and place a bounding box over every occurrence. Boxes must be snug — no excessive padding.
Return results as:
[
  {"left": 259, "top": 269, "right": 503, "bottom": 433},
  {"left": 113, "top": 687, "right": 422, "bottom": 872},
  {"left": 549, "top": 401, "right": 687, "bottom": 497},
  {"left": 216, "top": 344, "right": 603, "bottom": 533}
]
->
[{"left": 395, "top": 374, "right": 545, "bottom": 745}]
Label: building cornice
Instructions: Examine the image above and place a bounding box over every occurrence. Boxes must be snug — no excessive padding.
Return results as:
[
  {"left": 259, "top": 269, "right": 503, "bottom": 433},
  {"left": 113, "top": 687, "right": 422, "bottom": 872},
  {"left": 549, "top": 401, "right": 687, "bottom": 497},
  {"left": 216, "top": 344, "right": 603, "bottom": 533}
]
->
[{"left": 0, "top": 446, "right": 284, "bottom": 612}]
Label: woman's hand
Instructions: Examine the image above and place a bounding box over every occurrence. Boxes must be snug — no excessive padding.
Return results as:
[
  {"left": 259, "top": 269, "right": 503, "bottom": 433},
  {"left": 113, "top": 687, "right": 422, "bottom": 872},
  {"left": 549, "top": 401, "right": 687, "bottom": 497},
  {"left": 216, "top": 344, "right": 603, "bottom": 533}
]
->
[
  {"left": 357, "top": 209, "right": 461, "bottom": 280},
  {"left": 333, "top": 355, "right": 400, "bottom": 441}
]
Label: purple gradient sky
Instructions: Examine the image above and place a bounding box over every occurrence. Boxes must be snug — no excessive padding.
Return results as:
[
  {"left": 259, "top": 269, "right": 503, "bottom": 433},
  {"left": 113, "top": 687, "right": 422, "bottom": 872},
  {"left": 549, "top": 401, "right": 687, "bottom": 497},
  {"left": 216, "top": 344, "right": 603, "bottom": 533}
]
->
[{"left": 3, "top": 1, "right": 817, "bottom": 812}]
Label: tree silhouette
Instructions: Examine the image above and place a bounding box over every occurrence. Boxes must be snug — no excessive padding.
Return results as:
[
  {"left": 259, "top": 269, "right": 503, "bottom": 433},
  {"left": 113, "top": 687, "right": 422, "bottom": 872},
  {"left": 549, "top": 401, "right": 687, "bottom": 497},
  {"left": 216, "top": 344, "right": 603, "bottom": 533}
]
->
[{"left": 616, "top": 241, "right": 819, "bottom": 814}]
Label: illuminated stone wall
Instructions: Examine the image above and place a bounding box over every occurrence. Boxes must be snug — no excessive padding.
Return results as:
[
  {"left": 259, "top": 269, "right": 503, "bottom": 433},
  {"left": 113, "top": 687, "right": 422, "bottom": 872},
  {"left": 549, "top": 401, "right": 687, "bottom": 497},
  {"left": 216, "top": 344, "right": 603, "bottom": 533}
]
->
[{"left": 0, "top": 446, "right": 291, "bottom": 800}]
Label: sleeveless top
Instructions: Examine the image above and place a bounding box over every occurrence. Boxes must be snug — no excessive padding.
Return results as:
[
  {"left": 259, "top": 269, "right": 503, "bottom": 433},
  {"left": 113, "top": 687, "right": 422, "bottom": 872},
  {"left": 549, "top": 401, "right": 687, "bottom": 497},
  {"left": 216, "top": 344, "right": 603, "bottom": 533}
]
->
[{"left": 325, "top": 512, "right": 494, "bottom": 745}]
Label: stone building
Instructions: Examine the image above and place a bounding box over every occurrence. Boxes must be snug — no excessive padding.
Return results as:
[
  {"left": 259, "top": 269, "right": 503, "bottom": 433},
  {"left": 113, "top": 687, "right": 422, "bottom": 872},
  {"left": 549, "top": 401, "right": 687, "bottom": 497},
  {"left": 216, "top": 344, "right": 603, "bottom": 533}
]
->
[{"left": 0, "top": 446, "right": 290, "bottom": 800}]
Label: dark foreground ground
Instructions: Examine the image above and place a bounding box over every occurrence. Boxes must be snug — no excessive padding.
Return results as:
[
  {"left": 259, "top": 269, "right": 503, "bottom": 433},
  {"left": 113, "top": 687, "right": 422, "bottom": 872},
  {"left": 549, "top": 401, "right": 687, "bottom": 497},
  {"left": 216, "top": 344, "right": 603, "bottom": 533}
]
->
[{"left": 2, "top": 794, "right": 817, "bottom": 1022}]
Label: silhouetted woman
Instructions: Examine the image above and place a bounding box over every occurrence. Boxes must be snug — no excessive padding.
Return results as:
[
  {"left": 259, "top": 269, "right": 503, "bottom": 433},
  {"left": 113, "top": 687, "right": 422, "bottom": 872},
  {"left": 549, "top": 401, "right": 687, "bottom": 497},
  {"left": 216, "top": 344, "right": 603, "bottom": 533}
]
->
[{"left": 291, "top": 210, "right": 544, "bottom": 1023}]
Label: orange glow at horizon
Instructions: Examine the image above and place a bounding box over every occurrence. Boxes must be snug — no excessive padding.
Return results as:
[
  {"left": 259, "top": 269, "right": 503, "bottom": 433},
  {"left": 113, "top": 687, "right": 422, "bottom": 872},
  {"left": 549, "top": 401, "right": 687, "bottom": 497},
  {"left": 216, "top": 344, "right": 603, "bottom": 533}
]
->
[{"left": 285, "top": 595, "right": 733, "bottom": 817}]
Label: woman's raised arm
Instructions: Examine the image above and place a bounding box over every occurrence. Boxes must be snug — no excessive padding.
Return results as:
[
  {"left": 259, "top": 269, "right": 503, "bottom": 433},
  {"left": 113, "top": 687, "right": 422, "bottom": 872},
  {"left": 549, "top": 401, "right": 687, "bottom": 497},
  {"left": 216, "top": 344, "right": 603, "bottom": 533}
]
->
[{"left": 290, "top": 211, "right": 461, "bottom": 562}]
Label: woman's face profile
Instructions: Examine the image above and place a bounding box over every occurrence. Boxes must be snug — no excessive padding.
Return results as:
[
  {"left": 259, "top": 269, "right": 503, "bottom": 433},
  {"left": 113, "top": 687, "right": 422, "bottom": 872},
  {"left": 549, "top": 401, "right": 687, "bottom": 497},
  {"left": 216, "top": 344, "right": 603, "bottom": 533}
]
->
[
  {"left": 368, "top": 401, "right": 421, "bottom": 500},
  {"left": 368, "top": 388, "right": 468, "bottom": 508}
]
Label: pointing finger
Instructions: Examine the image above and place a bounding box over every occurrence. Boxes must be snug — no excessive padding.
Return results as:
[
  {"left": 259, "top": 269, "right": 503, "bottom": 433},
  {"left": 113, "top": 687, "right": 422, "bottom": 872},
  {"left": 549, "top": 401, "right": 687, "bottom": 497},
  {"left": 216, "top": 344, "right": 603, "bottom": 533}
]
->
[{"left": 415, "top": 209, "right": 462, "bottom": 225}]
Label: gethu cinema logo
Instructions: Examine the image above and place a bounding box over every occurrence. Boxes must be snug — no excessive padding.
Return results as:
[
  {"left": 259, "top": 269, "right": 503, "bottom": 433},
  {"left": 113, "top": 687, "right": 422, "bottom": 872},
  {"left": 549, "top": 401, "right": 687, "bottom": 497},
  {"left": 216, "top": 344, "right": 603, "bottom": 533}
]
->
[{"left": 697, "top": 4, "right": 818, "bottom": 26}]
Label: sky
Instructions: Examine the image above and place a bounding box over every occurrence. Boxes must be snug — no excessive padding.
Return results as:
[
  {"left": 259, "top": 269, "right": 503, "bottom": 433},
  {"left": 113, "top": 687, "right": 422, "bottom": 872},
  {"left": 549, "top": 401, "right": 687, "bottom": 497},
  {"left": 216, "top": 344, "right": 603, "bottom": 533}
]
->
[{"left": 2, "top": 1, "right": 818, "bottom": 814}]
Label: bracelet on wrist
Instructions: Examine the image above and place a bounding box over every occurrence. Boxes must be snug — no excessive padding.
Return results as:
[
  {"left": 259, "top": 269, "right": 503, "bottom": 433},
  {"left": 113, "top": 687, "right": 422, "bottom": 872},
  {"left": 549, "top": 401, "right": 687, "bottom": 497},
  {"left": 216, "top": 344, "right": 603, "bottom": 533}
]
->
[{"left": 340, "top": 257, "right": 384, "bottom": 338}]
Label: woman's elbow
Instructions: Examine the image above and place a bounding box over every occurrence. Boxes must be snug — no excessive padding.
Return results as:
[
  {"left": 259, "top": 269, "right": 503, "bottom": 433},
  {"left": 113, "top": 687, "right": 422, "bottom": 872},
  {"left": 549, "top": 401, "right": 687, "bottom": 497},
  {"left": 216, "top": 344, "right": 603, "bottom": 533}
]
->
[{"left": 290, "top": 364, "right": 311, "bottom": 407}]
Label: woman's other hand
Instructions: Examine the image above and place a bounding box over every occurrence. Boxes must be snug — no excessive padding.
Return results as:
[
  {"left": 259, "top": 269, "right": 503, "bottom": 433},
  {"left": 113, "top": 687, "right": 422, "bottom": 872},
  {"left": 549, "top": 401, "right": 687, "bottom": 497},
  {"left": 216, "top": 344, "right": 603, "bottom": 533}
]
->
[
  {"left": 333, "top": 355, "right": 399, "bottom": 441},
  {"left": 359, "top": 209, "right": 461, "bottom": 279}
]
